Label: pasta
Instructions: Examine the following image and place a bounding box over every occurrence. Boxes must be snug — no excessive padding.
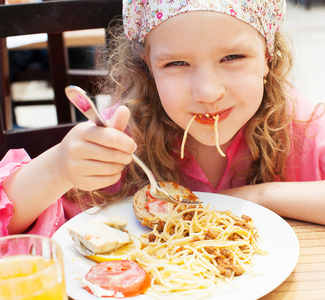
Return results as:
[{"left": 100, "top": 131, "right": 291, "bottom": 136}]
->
[
  {"left": 181, "top": 115, "right": 197, "bottom": 159},
  {"left": 180, "top": 114, "right": 226, "bottom": 160},
  {"left": 127, "top": 204, "right": 266, "bottom": 299},
  {"left": 213, "top": 115, "right": 226, "bottom": 157}
]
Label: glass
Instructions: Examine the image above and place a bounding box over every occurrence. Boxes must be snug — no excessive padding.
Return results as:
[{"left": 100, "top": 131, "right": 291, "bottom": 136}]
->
[{"left": 0, "top": 234, "right": 67, "bottom": 300}]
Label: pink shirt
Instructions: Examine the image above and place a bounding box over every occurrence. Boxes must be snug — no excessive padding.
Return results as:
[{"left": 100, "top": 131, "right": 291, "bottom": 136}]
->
[{"left": 0, "top": 89, "right": 324, "bottom": 237}]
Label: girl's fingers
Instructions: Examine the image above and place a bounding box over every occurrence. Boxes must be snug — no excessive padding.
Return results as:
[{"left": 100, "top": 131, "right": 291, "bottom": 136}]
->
[
  {"left": 74, "top": 173, "right": 123, "bottom": 191},
  {"left": 68, "top": 159, "right": 125, "bottom": 178},
  {"left": 84, "top": 125, "right": 136, "bottom": 154},
  {"left": 106, "top": 105, "right": 131, "bottom": 132},
  {"left": 87, "top": 146, "right": 133, "bottom": 165},
  {"left": 70, "top": 117, "right": 136, "bottom": 155},
  {"left": 69, "top": 134, "right": 134, "bottom": 165},
  {"left": 58, "top": 106, "right": 136, "bottom": 190},
  {"left": 63, "top": 157, "right": 126, "bottom": 190}
]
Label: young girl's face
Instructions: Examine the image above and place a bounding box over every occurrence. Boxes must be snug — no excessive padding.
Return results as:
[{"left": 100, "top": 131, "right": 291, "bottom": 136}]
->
[{"left": 145, "top": 11, "right": 269, "bottom": 148}]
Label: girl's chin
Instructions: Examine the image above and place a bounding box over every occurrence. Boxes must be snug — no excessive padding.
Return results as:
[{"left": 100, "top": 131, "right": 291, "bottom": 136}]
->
[
  {"left": 189, "top": 134, "right": 220, "bottom": 147},
  {"left": 189, "top": 131, "right": 233, "bottom": 148}
]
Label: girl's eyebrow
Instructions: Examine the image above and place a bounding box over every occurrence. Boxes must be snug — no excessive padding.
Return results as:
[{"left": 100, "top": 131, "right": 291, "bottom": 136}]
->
[
  {"left": 152, "top": 52, "right": 189, "bottom": 63},
  {"left": 153, "top": 45, "right": 254, "bottom": 64}
]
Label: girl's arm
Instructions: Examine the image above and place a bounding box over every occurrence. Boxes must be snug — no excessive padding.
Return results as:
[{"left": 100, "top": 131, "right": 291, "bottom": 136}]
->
[
  {"left": 219, "top": 181, "right": 325, "bottom": 225},
  {"left": 3, "top": 105, "right": 136, "bottom": 234},
  {"left": 3, "top": 145, "right": 73, "bottom": 235}
]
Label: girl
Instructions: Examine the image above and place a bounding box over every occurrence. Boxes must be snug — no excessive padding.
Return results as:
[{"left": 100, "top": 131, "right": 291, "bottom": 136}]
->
[{"left": 1, "top": 0, "right": 325, "bottom": 236}]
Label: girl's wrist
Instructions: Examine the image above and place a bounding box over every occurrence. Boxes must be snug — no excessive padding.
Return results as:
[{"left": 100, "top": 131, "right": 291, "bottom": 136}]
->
[{"left": 36, "top": 144, "right": 74, "bottom": 195}]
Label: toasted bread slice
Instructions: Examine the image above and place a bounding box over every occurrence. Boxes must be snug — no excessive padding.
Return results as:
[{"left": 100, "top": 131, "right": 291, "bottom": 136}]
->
[{"left": 133, "top": 181, "right": 199, "bottom": 230}]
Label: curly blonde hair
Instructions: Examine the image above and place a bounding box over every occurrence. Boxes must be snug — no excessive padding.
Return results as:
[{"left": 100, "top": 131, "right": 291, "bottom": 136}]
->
[
  {"left": 67, "top": 23, "right": 322, "bottom": 209},
  {"left": 243, "top": 31, "right": 294, "bottom": 184}
]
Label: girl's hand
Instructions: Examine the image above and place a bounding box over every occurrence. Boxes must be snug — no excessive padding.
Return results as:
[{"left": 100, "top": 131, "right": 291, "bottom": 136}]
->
[{"left": 57, "top": 105, "right": 136, "bottom": 191}]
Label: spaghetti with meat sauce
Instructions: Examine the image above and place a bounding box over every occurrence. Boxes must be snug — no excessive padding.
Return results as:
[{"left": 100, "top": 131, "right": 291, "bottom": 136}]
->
[{"left": 127, "top": 203, "right": 266, "bottom": 298}]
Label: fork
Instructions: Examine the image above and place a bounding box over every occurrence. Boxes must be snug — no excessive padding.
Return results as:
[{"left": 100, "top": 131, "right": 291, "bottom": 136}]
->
[{"left": 65, "top": 85, "right": 202, "bottom": 205}]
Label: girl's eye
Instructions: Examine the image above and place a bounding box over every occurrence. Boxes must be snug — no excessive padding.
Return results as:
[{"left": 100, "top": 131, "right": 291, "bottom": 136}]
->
[
  {"left": 165, "top": 61, "right": 187, "bottom": 67},
  {"left": 221, "top": 54, "right": 243, "bottom": 62}
]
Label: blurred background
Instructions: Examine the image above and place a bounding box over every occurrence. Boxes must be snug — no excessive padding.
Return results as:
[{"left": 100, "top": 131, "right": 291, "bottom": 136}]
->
[
  {"left": 285, "top": 0, "right": 325, "bottom": 106},
  {"left": 8, "top": 1, "right": 325, "bottom": 128}
]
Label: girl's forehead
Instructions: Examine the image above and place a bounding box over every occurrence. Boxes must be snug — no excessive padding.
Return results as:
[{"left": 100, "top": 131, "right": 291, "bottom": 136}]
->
[
  {"left": 123, "top": 0, "right": 286, "bottom": 59},
  {"left": 146, "top": 12, "right": 265, "bottom": 55},
  {"left": 147, "top": 11, "right": 261, "bottom": 39}
]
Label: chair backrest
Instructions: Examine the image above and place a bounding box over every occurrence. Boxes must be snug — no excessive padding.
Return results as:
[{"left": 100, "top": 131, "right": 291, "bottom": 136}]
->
[{"left": 0, "top": 0, "right": 122, "bottom": 158}]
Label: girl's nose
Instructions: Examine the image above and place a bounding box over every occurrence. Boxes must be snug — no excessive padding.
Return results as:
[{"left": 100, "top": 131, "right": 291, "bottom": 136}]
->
[{"left": 191, "top": 67, "right": 225, "bottom": 104}]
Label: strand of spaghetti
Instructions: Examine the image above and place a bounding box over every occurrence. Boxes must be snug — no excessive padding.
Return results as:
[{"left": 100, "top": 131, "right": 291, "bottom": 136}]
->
[
  {"left": 231, "top": 251, "right": 252, "bottom": 273},
  {"left": 235, "top": 245, "right": 254, "bottom": 264},
  {"left": 251, "top": 237, "right": 268, "bottom": 255},
  {"left": 148, "top": 257, "right": 212, "bottom": 287},
  {"left": 190, "top": 239, "right": 249, "bottom": 248},
  {"left": 181, "top": 114, "right": 197, "bottom": 159},
  {"left": 149, "top": 274, "right": 215, "bottom": 297},
  {"left": 213, "top": 115, "right": 226, "bottom": 157},
  {"left": 173, "top": 249, "right": 214, "bottom": 275},
  {"left": 158, "top": 257, "right": 216, "bottom": 286},
  {"left": 187, "top": 246, "right": 222, "bottom": 276}
]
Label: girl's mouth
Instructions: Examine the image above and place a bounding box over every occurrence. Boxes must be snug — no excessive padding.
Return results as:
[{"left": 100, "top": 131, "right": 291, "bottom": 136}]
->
[{"left": 195, "top": 108, "right": 232, "bottom": 125}]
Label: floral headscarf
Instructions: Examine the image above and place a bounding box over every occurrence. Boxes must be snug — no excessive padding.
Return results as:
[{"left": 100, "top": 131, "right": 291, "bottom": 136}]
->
[{"left": 123, "top": 0, "right": 286, "bottom": 58}]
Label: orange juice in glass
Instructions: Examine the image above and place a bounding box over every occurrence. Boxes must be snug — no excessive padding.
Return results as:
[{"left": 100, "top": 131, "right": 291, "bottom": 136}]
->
[{"left": 0, "top": 234, "right": 67, "bottom": 300}]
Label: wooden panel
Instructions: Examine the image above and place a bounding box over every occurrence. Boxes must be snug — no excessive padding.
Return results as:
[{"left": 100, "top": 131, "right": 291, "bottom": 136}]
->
[
  {"left": 0, "top": 0, "right": 122, "bottom": 38},
  {"left": 4, "top": 123, "right": 76, "bottom": 158}
]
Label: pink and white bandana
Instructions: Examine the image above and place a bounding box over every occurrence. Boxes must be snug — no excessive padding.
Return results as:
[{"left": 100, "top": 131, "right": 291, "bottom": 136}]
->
[{"left": 123, "top": 0, "right": 286, "bottom": 58}]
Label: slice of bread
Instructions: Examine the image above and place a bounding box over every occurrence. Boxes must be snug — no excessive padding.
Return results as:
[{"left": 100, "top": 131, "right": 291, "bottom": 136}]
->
[
  {"left": 133, "top": 184, "right": 166, "bottom": 231},
  {"left": 133, "top": 181, "right": 199, "bottom": 230}
]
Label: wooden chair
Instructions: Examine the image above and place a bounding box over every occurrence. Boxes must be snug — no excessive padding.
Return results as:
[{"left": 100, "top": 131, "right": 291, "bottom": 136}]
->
[{"left": 0, "top": 0, "right": 122, "bottom": 158}]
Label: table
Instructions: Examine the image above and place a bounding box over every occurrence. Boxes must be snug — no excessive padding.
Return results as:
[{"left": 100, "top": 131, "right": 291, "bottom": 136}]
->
[
  {"left": 68, "top": 219, "right": 325, "bottom": 300},
  {"left": 261, "top": 219, "right": 325, "bottom": 299}
]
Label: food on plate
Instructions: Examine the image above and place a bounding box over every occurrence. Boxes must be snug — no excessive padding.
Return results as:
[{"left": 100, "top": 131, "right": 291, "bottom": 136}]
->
[
  {"left": 133, "top": 181, "right": 199, "bottom": 231},
  {"left": 68, "top": 216, "right": 131, "bottom": 256},
  {"left": 181, "top": 114, "right": 226, "bottom": 159},
  {"left": 86, "top": 235, "right": 142, "bottom": 263},
  {"left": 129, "top": 187, "right": 267, "bottom": 297},
  {"left": 70, "top": 183, "right": 265, "bottom": 299},
  {"left": 82, "top": 260, "right": 151, "bottom": 298}
]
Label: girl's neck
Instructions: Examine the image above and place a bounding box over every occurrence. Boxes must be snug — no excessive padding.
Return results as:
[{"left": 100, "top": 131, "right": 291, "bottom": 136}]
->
[{"left": 187, "top": 137, "right": 232, "bottom": 190}]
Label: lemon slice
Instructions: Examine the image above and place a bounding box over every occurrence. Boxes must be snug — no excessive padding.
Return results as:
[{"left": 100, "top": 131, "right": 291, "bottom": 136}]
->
[{"left": 86, "top": 235, "right": 142, "bottom": 263}]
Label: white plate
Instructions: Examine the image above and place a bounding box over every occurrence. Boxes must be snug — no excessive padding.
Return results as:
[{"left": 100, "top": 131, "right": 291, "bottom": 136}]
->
[{"left": 52, "top": 192, "right": 299, "bottom": 300}]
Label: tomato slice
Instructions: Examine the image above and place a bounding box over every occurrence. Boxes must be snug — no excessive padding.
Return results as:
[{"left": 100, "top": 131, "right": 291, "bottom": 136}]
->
[{"left": 83, "top": 260, "right": 151, "bottom": 298}]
